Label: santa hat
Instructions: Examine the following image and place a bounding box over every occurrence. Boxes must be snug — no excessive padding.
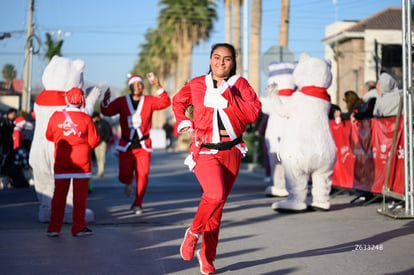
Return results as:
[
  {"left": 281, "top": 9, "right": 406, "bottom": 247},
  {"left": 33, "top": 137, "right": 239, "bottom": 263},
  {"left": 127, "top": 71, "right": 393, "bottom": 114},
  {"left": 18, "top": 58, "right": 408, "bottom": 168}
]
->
[
  {"left": 66, "top": 87, "right": 85, "bottom": 107},
  {"left": 268, "top": 62, "right": 296, "bottom": 91},
  {"left": 14, "top": 116, "right": 26, "bottom": 127},
  {"left": 128, "top": 74, "right": 144, "bottom": 87}
]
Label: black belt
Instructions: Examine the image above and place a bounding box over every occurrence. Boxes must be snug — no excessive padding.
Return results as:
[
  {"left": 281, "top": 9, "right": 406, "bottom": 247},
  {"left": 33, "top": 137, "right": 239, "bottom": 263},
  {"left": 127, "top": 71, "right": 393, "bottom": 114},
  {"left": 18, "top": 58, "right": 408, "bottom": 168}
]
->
[
  {"left": 201, "top": 136, "right": 242, "bottom": 151},
  {"left": 122, "top": 134, "right": 149, "bottom": 142},
  {"left": 122, "top": 134, "right": 149, "bottom": 150}
]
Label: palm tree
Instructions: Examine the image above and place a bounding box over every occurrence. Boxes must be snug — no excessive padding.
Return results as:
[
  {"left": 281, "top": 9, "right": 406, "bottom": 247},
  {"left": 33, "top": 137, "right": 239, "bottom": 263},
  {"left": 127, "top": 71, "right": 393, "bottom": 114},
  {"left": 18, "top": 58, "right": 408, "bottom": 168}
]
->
[
  {"left": 231, "top": 0, "right": 242, "bottom": 75},
  {"left": 249, "top": 0, "right": 261, "bottom": 95},
  {"left": 224, "top": 0, "right": 231, "bottom": 43},
  {"left": 132, "top": 27, "right": 176, "bottom": 128},
  {"left": 44, "top": 32, "right": 63, "bottom": 61},
  {"left": 2, "top": 64, "right": 17, "bottom": 90},
  {"left": 158, "top": 0, "right": 217, "bottom": 96},
  {"left": 133, "top": 27, "right": 175, "bottom": 91}
]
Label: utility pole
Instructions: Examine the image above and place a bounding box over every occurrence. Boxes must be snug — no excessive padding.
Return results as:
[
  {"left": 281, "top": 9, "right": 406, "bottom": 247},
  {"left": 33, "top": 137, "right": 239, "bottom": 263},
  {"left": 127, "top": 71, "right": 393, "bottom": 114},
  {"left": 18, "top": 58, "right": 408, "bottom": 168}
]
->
[
  {"left": 22, "top": 0, "right": 34, "bottom": 114},
  {"left": 279, "top": 0, "right": 290, "bottom": 48}
]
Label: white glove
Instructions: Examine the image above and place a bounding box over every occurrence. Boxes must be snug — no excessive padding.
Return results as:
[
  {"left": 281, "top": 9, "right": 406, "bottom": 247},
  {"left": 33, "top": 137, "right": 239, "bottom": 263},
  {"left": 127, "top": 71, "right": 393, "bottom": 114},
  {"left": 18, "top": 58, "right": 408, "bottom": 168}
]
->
[
  {"left": 84, "top": 86, "right": 102, "bottom": 116},
  {"left": 266, "top": 83, "right": 278, "bottom": 97}
]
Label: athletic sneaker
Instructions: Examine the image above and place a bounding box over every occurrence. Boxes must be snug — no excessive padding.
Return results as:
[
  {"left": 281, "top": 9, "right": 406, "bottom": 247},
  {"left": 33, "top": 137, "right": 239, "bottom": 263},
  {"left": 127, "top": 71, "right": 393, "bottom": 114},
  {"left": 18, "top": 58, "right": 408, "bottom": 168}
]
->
[
  {"left": 180, "top": 228, "right": 199, "bottom": 261},
  {"left": 132, "top": 206, "right": 143, "bottom": 215},
  {"left": 73, "top": 227, "right": 93, "bottom": 237},
  {"left": 196, "top": 249, "right": 215, "bottom": 275},
  {"left": 47, "top": 231, "right": 59, "bottom": 237}
]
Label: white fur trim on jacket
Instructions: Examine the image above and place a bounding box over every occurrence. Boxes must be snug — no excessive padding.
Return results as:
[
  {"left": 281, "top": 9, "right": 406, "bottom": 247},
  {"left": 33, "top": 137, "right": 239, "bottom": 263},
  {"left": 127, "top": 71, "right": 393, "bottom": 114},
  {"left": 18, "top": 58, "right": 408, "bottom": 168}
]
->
[
  {"left": 156, "top": 88, "right": 165, "bottom": 96},
  {"left": 198, "top": 74, "right": 247, "bottom": 157},
  {"left": 177, "top": 120, "right": 192, "bottom": 133},
  {"left": 116, "top": 95, "right": 152, "bottom": 152}
]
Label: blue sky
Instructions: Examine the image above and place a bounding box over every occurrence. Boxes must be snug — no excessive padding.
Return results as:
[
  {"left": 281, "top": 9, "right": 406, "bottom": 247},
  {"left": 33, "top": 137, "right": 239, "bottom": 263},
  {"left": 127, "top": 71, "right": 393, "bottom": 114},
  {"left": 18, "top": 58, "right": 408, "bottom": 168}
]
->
[{"left": 0, "top": 0, "right": 404, "bottom": 93}]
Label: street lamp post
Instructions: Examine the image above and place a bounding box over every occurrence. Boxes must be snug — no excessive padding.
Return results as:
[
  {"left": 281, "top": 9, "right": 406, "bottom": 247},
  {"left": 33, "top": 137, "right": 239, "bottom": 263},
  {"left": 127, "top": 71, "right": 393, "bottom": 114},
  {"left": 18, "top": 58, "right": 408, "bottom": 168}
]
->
[{"left": 22, "top": 0, "right": 34, "bottom": 114}]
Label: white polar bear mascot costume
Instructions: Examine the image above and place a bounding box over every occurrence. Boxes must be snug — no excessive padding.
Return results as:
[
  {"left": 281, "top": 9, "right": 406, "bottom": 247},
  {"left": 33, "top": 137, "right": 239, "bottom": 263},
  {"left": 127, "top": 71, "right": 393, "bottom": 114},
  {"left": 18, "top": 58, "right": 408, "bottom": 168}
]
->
[
  {"left": 29, "top": 55, "right": 101, "bottom": 222},
  {"left": 270, "top": 53, "right": 336, "bottom": 212},
  {"left": 263, "top": 62, "right": 296, "bottom": 197}
]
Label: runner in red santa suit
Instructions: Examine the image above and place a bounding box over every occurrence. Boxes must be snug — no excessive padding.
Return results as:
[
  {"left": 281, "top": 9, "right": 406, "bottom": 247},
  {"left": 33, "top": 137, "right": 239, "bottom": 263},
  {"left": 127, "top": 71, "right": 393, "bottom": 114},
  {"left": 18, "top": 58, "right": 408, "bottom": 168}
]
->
[
  {"left": 46, "top": 87, "right": 100, "bottom": 237},
  {"left": 173, "top": 43, "right": 261, "bottom": 275},
  {"left": 100, "top": 73, "right": 170, "bottom": 215}
]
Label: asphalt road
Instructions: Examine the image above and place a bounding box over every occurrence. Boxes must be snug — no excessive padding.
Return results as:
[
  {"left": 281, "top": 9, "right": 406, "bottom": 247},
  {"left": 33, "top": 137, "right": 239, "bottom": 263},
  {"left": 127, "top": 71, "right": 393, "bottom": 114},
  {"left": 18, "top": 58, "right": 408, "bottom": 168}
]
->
[{"left": 1, "top": 149, "right": 413, "bottom": 275}]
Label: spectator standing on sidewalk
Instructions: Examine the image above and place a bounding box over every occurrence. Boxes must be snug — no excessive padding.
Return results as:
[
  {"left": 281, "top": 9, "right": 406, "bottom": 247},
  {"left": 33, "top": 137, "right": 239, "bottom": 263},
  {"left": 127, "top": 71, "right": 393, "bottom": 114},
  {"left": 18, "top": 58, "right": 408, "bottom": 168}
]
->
[
  {"left": 0, "top": 108, "right": 17, "bottom": 172},
  {"left": 12, "top": 116, "right": 26, "bottom": 150},
  {"left": 373, "top": 72, "right": 401, "bottom": 117},
  {"left": 362, "top": 80, "right": 378, "bottom": 102},
  {"left": 92, "top": 112, "right": 112, "bottom": 178},
  {"left": 2, "top": 115, "right": 31, "bottom": 188},
  {"left": 172, "top": 43, "right": 260, "bottom": 275}
]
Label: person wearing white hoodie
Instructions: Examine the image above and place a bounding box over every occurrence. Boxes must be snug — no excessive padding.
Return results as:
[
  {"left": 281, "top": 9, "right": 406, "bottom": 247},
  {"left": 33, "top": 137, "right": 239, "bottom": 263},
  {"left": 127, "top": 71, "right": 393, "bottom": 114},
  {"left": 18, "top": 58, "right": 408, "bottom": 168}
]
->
[{"left": 373, "top": 72, "right": 401, "bottom": 117}]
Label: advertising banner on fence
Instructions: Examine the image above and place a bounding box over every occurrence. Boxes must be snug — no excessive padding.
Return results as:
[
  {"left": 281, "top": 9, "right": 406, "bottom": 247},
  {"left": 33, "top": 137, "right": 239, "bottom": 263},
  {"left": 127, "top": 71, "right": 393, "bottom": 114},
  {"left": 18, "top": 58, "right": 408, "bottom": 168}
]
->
[{"left": 330, "top": 117, "right": 404, "bottom": 195}]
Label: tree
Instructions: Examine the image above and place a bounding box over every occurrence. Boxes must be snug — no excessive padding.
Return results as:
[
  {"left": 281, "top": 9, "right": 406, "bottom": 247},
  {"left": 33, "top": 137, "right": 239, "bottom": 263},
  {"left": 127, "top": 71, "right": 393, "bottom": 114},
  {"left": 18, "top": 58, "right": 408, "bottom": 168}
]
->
[
  {"left": 131, "top": 27, "right": 176, "bottom": 128},
  {"left": 224, "top": 0, "right": 231, "bottom": 42},
  {"left": 231, "top": 0, "right": 242, "bottom": 75},
  {"left": 44, "top": 32, "right": 64, "bottom": 61},
  {"left": 249, "top": 0, "right": 261, "bottom": 95},
  {"left": 158, "top": 0, "right": 217, "bottom": 96},
  {"left": 2, "top": 64, "right": 17, "bottom": 90},
  {"left": 133, "top": 26, "right": 176, "bottom": 94}
]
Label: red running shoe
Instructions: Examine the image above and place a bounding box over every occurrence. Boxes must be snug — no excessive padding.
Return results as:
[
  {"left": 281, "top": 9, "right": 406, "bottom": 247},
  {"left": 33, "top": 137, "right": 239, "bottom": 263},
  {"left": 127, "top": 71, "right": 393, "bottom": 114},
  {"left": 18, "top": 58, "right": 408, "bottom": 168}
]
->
[
  {"left": 197, "top": 249, "right": 215, "bottom": 275},
  {"left": 180, "top": 228, "right": 199, "bottom": 261}
]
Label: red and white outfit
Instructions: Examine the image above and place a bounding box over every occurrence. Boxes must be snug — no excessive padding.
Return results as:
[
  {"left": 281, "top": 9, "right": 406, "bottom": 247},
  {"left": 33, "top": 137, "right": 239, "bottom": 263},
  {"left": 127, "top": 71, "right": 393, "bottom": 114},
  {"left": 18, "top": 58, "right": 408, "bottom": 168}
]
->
[
  {"left": 46, "top": 104, "right": 100, "bottom": 235},
  {"left": 172, "top": 73, "right": 260, "bottom": 263},
  {"left": 13, "top": 116, "right": 26, "bottom": 149},
  {"left": 101, "top": 88, "right": 170, "bottom": 209}
]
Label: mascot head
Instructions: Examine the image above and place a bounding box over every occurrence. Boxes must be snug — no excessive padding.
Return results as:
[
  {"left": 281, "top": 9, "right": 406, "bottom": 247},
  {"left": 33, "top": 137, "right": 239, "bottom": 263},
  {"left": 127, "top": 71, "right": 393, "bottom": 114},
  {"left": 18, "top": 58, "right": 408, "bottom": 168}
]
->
[
  {"left": 293, "top": 53, "right": 332, "bottom": 90},
  {"left": 42, "top": 55, "right": 85, "bottom": 91},
  {"left": 268, "top": 62, "right": 296, "bottom": 95}
]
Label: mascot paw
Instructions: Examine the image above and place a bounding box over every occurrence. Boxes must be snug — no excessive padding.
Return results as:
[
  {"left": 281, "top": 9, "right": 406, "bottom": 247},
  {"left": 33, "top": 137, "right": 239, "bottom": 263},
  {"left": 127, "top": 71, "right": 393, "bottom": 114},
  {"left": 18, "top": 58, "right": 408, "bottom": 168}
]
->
[
  {"left": 87, "top": 86, "right": 102, "bottom": 97},
  {"left": 308, "top": 201, "right": 330, "bottom": 211},
  {"left": 38, "top": 208, "right": 51, "bottom": 223},
  {"left": 85, "top": 208, "right": 95, "bottom": 222},
  {"left": 63, "top": 208, "right": 95, "bottom": 223},
  {"left": 265, "top": 186, "right": 288, "bottom": 197},
  {"left": 272, "top": 200, "right": 307, "bottom": 213},
  {"left": 84, "top": 86, "right": 102, "bottom": 116},
  {"left": 265, "top": 83, "right": 278, "bottom": 96}
]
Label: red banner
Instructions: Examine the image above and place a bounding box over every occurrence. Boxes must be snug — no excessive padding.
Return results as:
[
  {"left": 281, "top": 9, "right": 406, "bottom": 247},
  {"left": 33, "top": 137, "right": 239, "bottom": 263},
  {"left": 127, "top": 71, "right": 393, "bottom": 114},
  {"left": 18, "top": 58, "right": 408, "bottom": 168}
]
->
[{"left": 330, "top": 117, "right": 405, "bottom": 195}]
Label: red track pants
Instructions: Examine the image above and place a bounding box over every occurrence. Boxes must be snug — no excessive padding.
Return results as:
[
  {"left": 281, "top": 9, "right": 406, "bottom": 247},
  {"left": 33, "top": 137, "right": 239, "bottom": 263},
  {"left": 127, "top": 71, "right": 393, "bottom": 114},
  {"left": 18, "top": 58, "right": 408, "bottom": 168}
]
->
[
  {"left": 48, "top": 178, "right": 89, "bottom": 235},
  {"left": 118, "top": 148, "right": 151, "bottom": 208},
  {"left": 191, "top": 147, "right": 241, "bottom": 262}
]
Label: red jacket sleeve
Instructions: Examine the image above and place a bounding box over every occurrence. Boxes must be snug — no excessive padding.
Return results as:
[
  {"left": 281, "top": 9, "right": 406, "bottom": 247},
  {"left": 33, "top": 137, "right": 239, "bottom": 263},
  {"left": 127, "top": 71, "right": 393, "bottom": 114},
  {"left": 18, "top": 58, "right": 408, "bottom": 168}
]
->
[
  {"left": 150, "top": 90, "right": 171, "bottom": 110},
  {"left": 172, "top": 83, "right": 193, "bottom": 131},
  {"left": 222, "top": 77, "right": 261, "bottom": 125},
  {"left": 101, "top": 97, "right": 122, "bottom": 117}
]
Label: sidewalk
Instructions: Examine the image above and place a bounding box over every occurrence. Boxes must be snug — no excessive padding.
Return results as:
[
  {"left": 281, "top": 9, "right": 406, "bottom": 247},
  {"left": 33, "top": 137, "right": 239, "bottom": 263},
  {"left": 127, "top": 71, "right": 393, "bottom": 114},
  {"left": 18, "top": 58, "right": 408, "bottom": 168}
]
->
[{"left": 1, "top": 150, "right": 414, "bottom": 275}]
